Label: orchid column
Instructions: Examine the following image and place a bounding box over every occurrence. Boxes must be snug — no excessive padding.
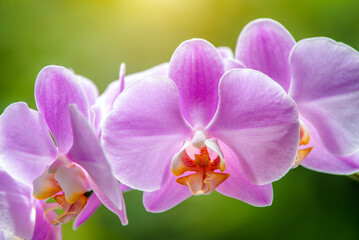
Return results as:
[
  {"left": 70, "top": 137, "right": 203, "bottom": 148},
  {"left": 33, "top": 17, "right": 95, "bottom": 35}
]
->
[{"left": 102, "top": 39, "right": 300, "bottom": 212}]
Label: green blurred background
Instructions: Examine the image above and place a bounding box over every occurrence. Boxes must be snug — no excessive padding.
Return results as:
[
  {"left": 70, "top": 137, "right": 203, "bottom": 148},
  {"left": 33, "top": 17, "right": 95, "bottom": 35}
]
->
[{"left": 1, "top": 0, "right": 359, "bottom": 239}]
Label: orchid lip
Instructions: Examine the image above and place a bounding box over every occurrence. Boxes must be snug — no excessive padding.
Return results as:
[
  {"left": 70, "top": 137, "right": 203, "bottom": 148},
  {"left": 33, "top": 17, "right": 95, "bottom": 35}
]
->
[
  {"left": 32, "top": 156, "right": 89, "bottom": 225},
  {"left": 171, "top": 135, "right": 229, "bottom": 195}
]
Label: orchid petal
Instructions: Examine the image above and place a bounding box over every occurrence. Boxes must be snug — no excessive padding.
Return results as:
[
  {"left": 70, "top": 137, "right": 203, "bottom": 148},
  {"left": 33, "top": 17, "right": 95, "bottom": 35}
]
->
[
  {"left": 32, "top": 200, "right": 62, "bottom": 240},
  {"left": 207, "top": 69, "right": 299, "bottom": 185},
  {"left": 0, "top": 102, "right": 56, "bottom": 186},
  {"left": 94, "top": 63, "right": 169, "bottom": 134},
  {"left": 169, "top": 39, "right": 225, "bottom": 127},
  {"left": 94, "top": 64, "right": 126, "bottom": 119},
  {"left": 124, "top": 62, "right": 169, "bottom": 88},
  {"left": 66, "top": 104, "right": 126, "bottom": 224},
  {"left": 217, "top": 46, "right": 234, "bottom": 59},
  {"left": 92, "top": 80, "right": 121, "bottom": 135},
  {"left": 223, "top": 58, "right": 245, "bottom": 72},
  {"left": 76, "top": 75, "right": 99, "bottom": 106},
  {"left": 92, "top": 65, "right": 125, "bottom": 135},
  {"left": 35, "top": 65, "right": 89, "bottom": 154},
  {"left": 289, "top": 37, "right": 359, "bottom": 156},
  {"left": 0, "top": 169, "right": 34, "bottom": 240},
  {"left": 102, "top": 77, "right": 192, "bottom": 192},
  {"left": 300, "top": 118, "right": 359, "bottom": 174},
  {"left": 236, "top": 19, "right": 295, "bottom": 92},
  {"left": 88, "top": 178, "right": 128, "bottom": 225},
  {"left": 120, "top": 183, "right": 132, "bottom": 193},
  {"left": 215, "top": 143, "right": 273, "bottom": 206},
  {"left": 73, "top": 194, "right": 101, "bottom": 230},
  {"left": 143, "top": 168, "right": 191, "bottom": 213}
]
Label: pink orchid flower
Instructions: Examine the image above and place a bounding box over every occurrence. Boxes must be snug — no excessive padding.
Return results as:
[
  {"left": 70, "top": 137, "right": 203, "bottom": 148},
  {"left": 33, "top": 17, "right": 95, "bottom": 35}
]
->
[
  {"left": 0, "top": 168, "right": 61, "bottom": 239},
  {"left": 102, "top": 39, "right": 300, "bottom": 212},
  {"left": 235, "top": 18, "right": 359, "bottom": 174},
  {"left": 0, "top": 66, "right": 127, "bottom": 231}
]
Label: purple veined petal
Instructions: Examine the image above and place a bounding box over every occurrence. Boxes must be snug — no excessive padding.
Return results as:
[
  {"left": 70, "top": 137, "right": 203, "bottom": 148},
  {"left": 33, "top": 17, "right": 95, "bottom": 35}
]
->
[
  {"left": 289, "top": 37, "right": 359, "bottom": 156},
  {"left": 235, "top": 18, "right": 295, "bottom": 92},
  {"left": 35, "top": 65, "right": 90, "bottom": 154},
  {"left": 0, "top": 102, "right": 56, "bottom": 187},
  {"left": 223, "top": 58, "right": 245, "bottom": 72},
  {"left": 217, "top": 46, "right": 234, "bottom": 59},
  {"left": 66, "top": 104, "right": 126, "bottom": 225},
  {"left": 0, "top": 169, "right": 35, "bottom": 239},
  {"left": 215, "top": 142, "right": 273, "bottom": 206},
  {"left": 32, "top": 200, "right": 62, "bottom": 240},
  {"left": 169, "top": 39, "right": 225, "bottom": 128},
  {"left": 76, "top": 75, "right": 99, "bottom": 107},
  {"left": 300, "top": 118, "right": 359, "bottom": 174},
  {"left": 102, "top": 77, "right": 192, "bottom": 192},
  {"left": 207, "top": 69, "right": 299, "bottom": 185},
  {"left": 143, "top": 165, "right": 192, "bottom": 213},
  {"left": 91, "top": 105, "right": 103, "bottom": 138},
  {"left": 73, "top": 194, "right": 101, "bottom": 230},
  {"left": 124, "top": 62, "right": 169, "bottom": 88}
]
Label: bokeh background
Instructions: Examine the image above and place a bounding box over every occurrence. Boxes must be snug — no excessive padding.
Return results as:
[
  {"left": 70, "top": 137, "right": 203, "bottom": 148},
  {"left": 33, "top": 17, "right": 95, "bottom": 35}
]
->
[{"left": 1, "top": 0, "right": 359, "bottom": 239}]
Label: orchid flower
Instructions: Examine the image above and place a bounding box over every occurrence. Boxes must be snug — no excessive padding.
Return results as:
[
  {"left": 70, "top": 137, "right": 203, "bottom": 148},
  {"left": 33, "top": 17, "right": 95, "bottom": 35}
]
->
[
  {"left": 0, "top": 66, "right": 127, "bottom": 231},
  {"left": 102, "top": 39, "right": 300, "bottom": 212},
  {"left": 235, "top": 18, "right": 359, "bottom": 174},
  {"left": 0, "top": 168, "right": 61, "bottom": 239}
]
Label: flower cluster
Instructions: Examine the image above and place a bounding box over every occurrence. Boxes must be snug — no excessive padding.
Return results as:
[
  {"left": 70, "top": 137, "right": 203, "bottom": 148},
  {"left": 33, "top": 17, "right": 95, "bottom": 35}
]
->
[{"left": 1, "top": 18, "right": 359, "bottom": 239}]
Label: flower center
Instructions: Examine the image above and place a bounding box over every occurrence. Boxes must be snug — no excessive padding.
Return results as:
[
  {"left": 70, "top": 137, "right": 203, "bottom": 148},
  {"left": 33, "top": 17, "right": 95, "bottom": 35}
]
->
[
  {"left": 32, "top": 156, "right": 88, "bottom": 225},
  {"left": 172, "top": 142, "right": 229, "bottom": 195},
  {"left": 292, "top": 121, "right": 313, "bottom": 168}
]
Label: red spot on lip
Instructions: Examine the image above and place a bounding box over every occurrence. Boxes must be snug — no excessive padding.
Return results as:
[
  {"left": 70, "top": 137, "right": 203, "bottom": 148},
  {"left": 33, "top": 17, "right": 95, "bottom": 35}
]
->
[{"left": 182, "top": 151, "right": 198, "bottom": 168}]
